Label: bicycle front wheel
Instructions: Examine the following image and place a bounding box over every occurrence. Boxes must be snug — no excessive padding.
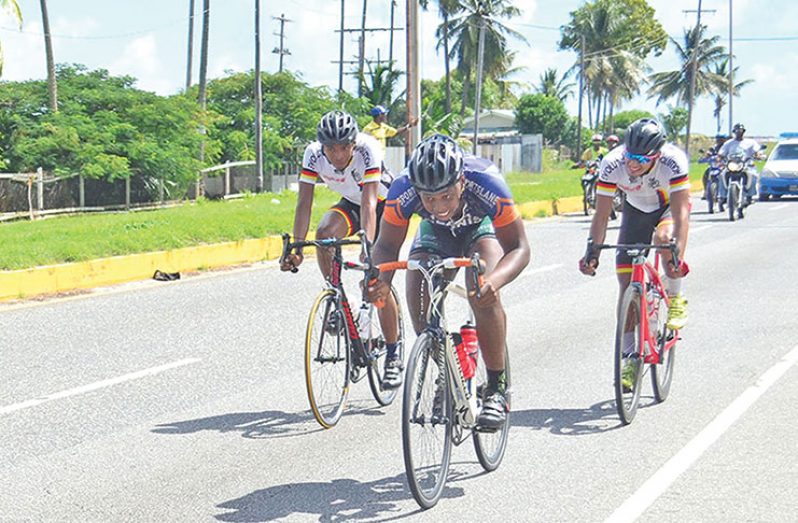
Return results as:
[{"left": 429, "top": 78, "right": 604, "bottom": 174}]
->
[
  {"left": 473, "top": 344, "right": 511, "bottom": 472},
  {"left": 305, "top": 289, "right": 350, "bottom": 429},
  {"left": 652, "top": 321, "right": 677, "bottom": 403},
  {"left": 402, "top": 332, "right": 452, "bottom": 510},
  {"left": 614, "top": 285, "right": 645, "bottom": 425},
  {"left": 367, "top": 286, "right": 405, "bottom": 406}
]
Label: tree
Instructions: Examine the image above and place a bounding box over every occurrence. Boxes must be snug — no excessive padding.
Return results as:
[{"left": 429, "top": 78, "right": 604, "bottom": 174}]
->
[
  {"left": 560, "top": 0, "right": 666, "bottom": 130},
  {"left": 659, "top": 105, "right": 688, "bottom": 144},
  {"left": 444, "top": 0, "right": 526, "bottom": 116},
  {"left": 359, "top": 62, "right": 404, "bottom": 109},
  {"left": 515, "top": 93, "right": 569, "bottom": 145},
  {"left": 0, "top": 0, "right": 22, "bottom": 76},
  {"left": 534, "top": 68, "right": 574, "bottom": 102},
  {"left": 420, "top": 0, "right": 462, "bottom": 114},
  {"left": 612, "top": 108, "right": 654, "bottom": 134},
  {"left": 38, "top": 0, "right": 57, "bottom": 112},
  {"left": 647, "top": 24, "right": 727, "bottom": 151},
  {"left": 710, "top": 57, "right": 753, "bottom": 134}
]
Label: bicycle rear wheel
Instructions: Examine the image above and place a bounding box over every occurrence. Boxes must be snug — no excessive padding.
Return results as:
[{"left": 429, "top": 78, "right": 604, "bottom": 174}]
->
[
  {"left": 614, "top": 285, "right": 645, "bottom": 425},
  {"left": 305, "top": 289, "right": 350, "bottom": 429},
  {"left": 473, "top": 344, "right": 511, "bottom": 472},
  {"left": 402, "top": 332, "right": 452, "bottom": 509},
  {"left": 652, "top": 321, "right": 676, "bottom": 403},
  {"left": 367, "top": 286, "right": 405, "bottom": 406}
]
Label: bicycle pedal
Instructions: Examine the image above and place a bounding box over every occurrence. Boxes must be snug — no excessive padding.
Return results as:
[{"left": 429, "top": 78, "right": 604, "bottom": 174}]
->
[{"left": 474, "top": 424, "right": 500, "bottom": 434}]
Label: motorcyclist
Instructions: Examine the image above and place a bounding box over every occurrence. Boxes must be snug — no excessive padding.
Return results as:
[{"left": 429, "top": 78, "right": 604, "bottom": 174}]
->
[
  {"left": 699, "top": 134, "right": 727, "bottom": 199},
  {"left": 718, "top": 123, "right": 762, "bottom": 204}
]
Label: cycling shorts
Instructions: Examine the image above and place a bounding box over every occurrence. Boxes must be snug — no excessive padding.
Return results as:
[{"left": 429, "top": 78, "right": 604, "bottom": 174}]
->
[
  {"left": 410, "top": 216, "right": 496, "bottom": 258},
  {"left": 329, "top": 198, "right": 386, "bottom": 237},
  {"left": 616, "top": 202, "right": 672, "bottom": 273}
]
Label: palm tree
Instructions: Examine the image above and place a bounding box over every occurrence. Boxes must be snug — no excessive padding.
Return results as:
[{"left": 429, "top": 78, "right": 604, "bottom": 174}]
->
[
  {"left": 38, "top": 0, "right": 57, "bottom": 112},
  {"left": 535, "top": 68, "right": 575, "bottom": 102},
  {"left": 421, "top": 0, "right": 462, "bottom": 114},
  {"left": 710, "top": 57, "right": 753, "bottom": 133},
  {"left": 444, "top": 0, "right": 526, "bottom": 117},
  {"left": 0, "top": 0, "right": 22, "bottom": 77},
  {"left": 648, "top": 24, "right": 727, "bottom": 150},
  {"left": 360, "top": 62, "right": 404, "bottom": 107}
]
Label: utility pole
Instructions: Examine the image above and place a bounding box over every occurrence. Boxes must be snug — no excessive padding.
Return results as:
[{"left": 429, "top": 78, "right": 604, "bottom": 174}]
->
[
  {"left": 388, "top": 0, "right": 396, "bottom": 70},
  {"left": 358, "top": 0, "right": 368, "bottom": 97},
  {"left": 406, "top": 0, "right": 421, "bottom": 155},
  {"left": 185, "top": 0, "right": 195, "bottom": 91},
  {"left": 333, "top": 26, "right": 404, "bottom": 93},
  {"left": 272, "top": 13, "right": 292, "bottom": 73},
  {"left": 255, "top": 0, "right": 264, "bottom": 192},
  {"left": 728, "top": 0, "right": 733, "bottom": 135},
  {"left": 339, "top": 0, "right": 345, "bottom": 93},
  {"left": 576, "top": 34, "right": 585, "bottom": 161},
  {"left": 472, "top": 18, "right": 486, "bottom": 155},
  {"left": 684, "top": 0, "right": 716, "bottom": 156}
]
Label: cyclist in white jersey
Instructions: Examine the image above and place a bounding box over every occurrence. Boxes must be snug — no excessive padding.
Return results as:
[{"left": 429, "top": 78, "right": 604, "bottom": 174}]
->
[
  {"left": 281, "top": 110, "right": 402, "bottom": 388},
  {"left": 578, "top": 119, "right": 691, "bottom": 390}
]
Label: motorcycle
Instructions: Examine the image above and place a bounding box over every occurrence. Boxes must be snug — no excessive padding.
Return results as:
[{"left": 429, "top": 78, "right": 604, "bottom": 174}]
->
[
  {"left": 704, "top": 154, "right": 723, "bottom": 214},
  {"left": 581, "top": 160, "right": 622, "bottom": 219},
  {"left": 581, "top": 160, "right": 599, "bottom": 216},
  {"left": 723, "top": 151, "right": 755, "bottom": 222}
]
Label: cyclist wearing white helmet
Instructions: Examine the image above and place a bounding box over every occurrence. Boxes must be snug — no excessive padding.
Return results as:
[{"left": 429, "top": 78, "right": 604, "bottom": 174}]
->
[
  {"left": 578, "top": 118, "right": 691, "bottom": 391},
  {"left": 368, "top": 134, "right": 531, "bottom": 429}
]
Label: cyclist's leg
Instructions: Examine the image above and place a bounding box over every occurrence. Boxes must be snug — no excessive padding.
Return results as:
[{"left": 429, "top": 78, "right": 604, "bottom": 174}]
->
[
  {"left": 315, "top": 199, "right": 356, "bottom": 280},
  {"left": 653, "top": 208, "right": 688, "bottom": 328}
]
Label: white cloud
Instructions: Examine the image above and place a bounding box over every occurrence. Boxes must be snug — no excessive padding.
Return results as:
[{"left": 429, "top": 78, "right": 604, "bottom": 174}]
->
[{"left": 108, "top": 34, "right": 175, "bottom": 94}]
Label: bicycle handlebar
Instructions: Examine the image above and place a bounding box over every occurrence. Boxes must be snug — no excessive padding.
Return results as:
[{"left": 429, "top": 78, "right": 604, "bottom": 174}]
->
[
  {"left": 375, "top": 254, "right": 487, "bottom": 299},
  {"left": 589, "top": 238, "right": 681, "bottom": 269}
]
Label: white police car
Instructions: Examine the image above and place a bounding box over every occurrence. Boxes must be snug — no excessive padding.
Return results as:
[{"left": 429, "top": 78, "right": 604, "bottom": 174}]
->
[{"left": 760, "top": 133, "right": 798, "bottom": 200}]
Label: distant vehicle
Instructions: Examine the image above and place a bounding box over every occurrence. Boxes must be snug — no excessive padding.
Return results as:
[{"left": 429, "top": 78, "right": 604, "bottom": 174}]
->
[{"left": 760, "top": 136, "right": 798, "bottom": 200}]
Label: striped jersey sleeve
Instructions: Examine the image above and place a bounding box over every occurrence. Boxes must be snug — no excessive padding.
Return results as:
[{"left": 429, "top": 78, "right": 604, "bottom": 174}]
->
[{"left": 299, "top": 144, "right": 320, "bottom": 185}]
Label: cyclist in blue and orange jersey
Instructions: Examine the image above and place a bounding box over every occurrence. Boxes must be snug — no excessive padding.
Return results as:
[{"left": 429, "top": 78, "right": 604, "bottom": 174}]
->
[
  {"left": 578, "top": 118, "right": 691, "bottom": 389},
  {"left": 281, "top": 110, "right": 402, "bottom": 388},
  {"left": 367, "top": 134, "right": 531, "bottom": 430}
]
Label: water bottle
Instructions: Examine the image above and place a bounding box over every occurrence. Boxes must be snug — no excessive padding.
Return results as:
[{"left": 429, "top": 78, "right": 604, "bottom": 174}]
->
[
  {"left": 457, "top": 323, "right": 478, "bottom": 380},
  {"left": 357, "top": 307, "right": 371, "bottom": 340}
]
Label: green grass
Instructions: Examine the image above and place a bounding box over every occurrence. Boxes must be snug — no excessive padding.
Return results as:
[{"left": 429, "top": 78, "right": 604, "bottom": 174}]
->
[
  {"left": 0, "top": 161, "right": 708, "bottom": 271},
  {"left": 0, "top": 189, "right": 338, "bottom": 270}
]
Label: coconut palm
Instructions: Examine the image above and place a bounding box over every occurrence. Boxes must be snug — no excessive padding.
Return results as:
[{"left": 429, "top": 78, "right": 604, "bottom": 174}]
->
[
  {"left": 38, "top": 0, "right": 57, "bottom": 112},
  {"left": 444, "top": 0, "right": 527, "bottom": 117},
  {"left": 535, "top": 68, "right": 575, "bottom": 102},
  {"left": 360, "top": 62, "right": 404, "bottom": 108},
  {"left": 420, "top": 0, "right": 462, "bottom": 114},
  {"left": 648, "top": 24, "right": 726, "bottom": 152},
  {"left": 710, "top": 57, "right": 753, "bottom": 133},
  {"left": 0, "top": 0, "right": 22, "bottom": 77}
]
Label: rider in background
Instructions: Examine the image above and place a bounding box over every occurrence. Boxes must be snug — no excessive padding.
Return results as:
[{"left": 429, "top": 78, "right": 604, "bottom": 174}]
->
[
  {"left": 367, "top": 134, "right": 531, "bottom": 429},
  {"left": 606, "top": 134, "right": 620, "bottom": 151},
  {"left": 578, "top": 134, "right": 608, "bottom": 167},
  {"left": 699, "top": 134, "right": 727, "bottom": 198},
  {"left": 362, "top": 105, "right": 418, "bottom": 155},
  {"left": 718, "top": 123, "right": 762, "bottom": 204},
  {"left": 578, "top": 118, "right": 690, "bottom": 390},
  {"left": 281, "top": 110, "right": 403, "bottom": 388}
]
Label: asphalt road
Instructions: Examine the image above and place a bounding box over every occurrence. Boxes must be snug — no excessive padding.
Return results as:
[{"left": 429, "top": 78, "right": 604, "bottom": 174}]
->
[{"left": 2, "top": 197, "right": 797, "bottom": 522}]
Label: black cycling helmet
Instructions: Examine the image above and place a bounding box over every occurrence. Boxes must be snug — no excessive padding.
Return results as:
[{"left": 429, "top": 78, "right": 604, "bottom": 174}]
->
[
  {"left": 624, "top": 118, "right": 666, "bottom": 156},
  {"left": 317, "top": 110, "right": 358, "bottom": 145},
  {"left": 407, "top": 134, "right": 464, "bottom": 193},
  {"left": 733, "top": 122, "right": 746, "bottom": 133}
]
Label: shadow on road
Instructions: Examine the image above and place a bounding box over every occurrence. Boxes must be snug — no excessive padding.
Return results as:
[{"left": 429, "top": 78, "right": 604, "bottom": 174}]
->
[
  {"left": 213, "top": 466, "right": 486, "bottom": 521},
  {"left": 511, "top": 399, "right": 624, "bottom": 435},
  {"left": 152, "top": 401, "right": 387, "bottom": 440}
]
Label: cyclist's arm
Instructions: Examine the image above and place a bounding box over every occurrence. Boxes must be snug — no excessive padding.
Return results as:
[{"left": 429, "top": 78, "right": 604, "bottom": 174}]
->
[
  {"left": 373, "top": 221, "right": 407, "bottom": 272},
  {"left": 292, "top": 182, "right": 315, "bottom": 247},
  {"left": 360, "top": 182, "right": 379, "bottom": 243},
  {"left": 588, "top": 194, "right": 614, "bottom": 245},
  {"left": 490, "top": 218, "right": 531, "bottom": 290}
]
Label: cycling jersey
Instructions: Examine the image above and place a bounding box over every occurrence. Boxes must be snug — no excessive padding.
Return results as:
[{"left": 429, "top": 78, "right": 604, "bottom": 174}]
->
[
  {"left": 596, "top": 143, "right": 690, "bottom": 213},
  {"left": 299, "top": 132, "right": 388, "bottom": 205},
  {"left": 383, "top": 156, "right": 520, "bottom": 236}
]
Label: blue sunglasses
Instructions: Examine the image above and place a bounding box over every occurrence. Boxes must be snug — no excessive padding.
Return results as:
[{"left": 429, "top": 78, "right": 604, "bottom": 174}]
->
[{"left": 624, "top": 151, "right": 657, "bottom": 164}]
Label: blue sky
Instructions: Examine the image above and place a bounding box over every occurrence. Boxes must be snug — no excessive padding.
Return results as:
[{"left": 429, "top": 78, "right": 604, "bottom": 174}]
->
[{"left": 2, "top": 0, "right": 796, "bottom": 137}]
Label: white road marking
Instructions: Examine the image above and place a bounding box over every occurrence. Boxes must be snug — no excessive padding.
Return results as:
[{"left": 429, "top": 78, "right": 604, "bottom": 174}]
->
[
  {"left": 690, "top": 225, "right": 714, "bottom": 233},
  {"left": 518, "top": 263, "right": 563, "bottom": 279},
  {"left": 767, "top": 203, "right": 790, "bottom": 211},
  {"left": 0, "top": 358, "right": 202, "bottom": 416},
  {"left": 605, "top": 344, "right": 798, "bottom": 523}
]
